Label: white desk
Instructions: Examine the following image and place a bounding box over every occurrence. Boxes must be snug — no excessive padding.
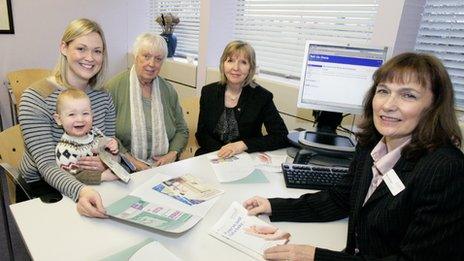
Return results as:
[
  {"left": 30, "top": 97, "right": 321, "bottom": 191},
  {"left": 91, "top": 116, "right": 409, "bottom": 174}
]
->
[{"left": 10, "top": 152, "right": 348, "bottom": 260}]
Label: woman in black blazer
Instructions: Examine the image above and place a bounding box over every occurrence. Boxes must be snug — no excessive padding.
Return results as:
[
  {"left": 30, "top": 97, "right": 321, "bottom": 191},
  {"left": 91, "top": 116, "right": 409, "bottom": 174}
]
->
[
  {"left": 244, "top": 53, "right": 464, "bottom": 260},
  {"left": 195, "top": 40, "right": 288, "bottom": 157}
]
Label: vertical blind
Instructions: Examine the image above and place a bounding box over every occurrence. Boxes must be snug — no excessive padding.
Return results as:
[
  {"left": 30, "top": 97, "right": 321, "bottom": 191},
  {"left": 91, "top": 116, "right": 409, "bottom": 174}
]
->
[
  {"left": 233, "top": 0, "right": 380, "bottom": 79},
  {"left": 152, "top": 0, "right": 200, "bottom": 58},
  {"left": 414, "top": 0, "right": 464, "bottom": 109}
]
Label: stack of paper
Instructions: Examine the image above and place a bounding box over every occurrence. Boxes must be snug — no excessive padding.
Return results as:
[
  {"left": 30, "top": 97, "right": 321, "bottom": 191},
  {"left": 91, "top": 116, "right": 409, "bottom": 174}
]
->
[
  {"left": 106, "top": 173, "right": 223, "bottom": 233},
  {"left": 153, "top": 174, "right": 223, "bottom": 206}
]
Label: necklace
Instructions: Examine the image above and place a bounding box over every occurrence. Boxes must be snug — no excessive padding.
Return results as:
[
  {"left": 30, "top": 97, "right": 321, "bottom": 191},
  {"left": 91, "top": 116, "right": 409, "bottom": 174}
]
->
[
  {"left": 226, "top": 93, "right": 239, "bottom": 101},
  {"left": 225, "top": 89, "right": 242, "bottom": 102}
]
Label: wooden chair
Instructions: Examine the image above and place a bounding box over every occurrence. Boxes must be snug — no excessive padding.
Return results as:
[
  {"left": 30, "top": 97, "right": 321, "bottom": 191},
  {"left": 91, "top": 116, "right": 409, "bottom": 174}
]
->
[
  {"left": 0, "top": 126, "right": 31, "bottom": 260},
  {"left": 6, "top": 68, "right": 52, "bottom": 107},
  {"left": 0, "top": 125, "right": 25, "bottom": 203},
  {"left": 0, "top": 125, "right": 24, "bottom": 168},
  {"left": 0, "top": 125, "right": 61, "bottom": 204},
  {"left": 179, "top": 96, "right": 200, "bottom": 160}
]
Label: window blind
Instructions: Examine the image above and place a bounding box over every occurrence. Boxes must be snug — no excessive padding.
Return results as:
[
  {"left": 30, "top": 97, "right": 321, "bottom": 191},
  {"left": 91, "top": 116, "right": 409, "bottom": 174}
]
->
[
  {"left": 234, "top": 0, "right": 380, "bottom": 79},
  {"left": 152, "top": 0, "right": 200, "bottom": 58},
  {"left": 414, "top": 0, "right": 464, "bottom": 109}
]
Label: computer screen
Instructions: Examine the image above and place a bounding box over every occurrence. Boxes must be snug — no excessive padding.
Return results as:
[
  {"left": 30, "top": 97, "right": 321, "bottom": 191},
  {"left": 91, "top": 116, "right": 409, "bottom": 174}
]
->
[{"left": 297, "top": 41, "right": 389, "bottom": 115}]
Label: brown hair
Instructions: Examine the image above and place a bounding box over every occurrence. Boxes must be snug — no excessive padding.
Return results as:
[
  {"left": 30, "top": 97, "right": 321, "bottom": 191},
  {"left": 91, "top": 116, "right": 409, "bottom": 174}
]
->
[
  {"left": 219, "top": 40, "right": 257, "bottom": 87},
  {"left": 56, "top": 88, "right": 90, "bottom": 114},
  {"left": 54, "top": 18, "right": 107, "bottom": 89},
  {"left": 357, "top": 52, "right": 461, "bottom": 158}
]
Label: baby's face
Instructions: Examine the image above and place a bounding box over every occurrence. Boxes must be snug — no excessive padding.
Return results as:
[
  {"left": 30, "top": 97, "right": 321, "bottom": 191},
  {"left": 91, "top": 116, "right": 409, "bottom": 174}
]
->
[{"left": 56, "top": 97, "right": 93, "bottom": 137}]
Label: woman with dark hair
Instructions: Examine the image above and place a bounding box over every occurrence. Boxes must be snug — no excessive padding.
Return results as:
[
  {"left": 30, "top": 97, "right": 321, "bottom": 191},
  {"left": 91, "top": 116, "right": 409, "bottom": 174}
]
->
[
  {"left": 244, "top": 53, "right": 464, "bottom": 260},
  {"left": 195, "top": 40, "right": 288, "bottom": 157}
]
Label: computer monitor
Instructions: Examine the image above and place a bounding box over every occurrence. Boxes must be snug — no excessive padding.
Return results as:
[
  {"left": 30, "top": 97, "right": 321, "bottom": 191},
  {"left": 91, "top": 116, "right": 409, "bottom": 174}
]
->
[
  {"left": 292, "top": 41, "right": 389, "bottom": 163},
  {"left": 297, "top": 41, "right": 390, "bottom": 115}
]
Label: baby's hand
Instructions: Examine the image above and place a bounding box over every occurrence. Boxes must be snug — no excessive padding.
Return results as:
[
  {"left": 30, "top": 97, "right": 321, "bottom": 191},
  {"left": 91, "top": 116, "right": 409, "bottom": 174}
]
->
[
  {"left": 105, "top": 138, "right": 119, "bottom": 154},
  {"left": 101, "top": 169, "right": 119, "bottom": 182}
]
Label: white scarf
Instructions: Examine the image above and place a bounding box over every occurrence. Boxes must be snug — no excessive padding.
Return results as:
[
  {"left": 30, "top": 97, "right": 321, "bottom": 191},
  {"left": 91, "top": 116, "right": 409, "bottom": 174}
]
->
[{"left": 129, "top": 66, "right": 169, "bottom": 162}]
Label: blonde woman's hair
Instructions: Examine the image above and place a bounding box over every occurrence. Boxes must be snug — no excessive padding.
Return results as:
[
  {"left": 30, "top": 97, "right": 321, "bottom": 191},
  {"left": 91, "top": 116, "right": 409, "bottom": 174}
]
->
[
  {"left": 54, "top": 18, "right": 107, "bottom": 90},
  {"left": 56, "top": 88, "right": 91, "bottom": 114},
  {"left": 132, "top": 33, "right": 168, "bottom": 61},
  {"left": 219, "top": 40, "right": 257, "bottom": 87}
]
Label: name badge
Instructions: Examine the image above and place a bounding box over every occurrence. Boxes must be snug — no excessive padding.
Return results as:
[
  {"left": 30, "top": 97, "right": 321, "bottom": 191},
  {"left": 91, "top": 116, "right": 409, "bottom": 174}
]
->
[{"left": 382, "top": 169, "right": 405, "bottom": 196}]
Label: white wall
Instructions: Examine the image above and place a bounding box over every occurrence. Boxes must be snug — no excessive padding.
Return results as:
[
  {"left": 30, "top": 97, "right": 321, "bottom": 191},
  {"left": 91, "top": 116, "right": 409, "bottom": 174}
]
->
[
  {"left": 0, "top": 0, "right": 428, "bottom": 130},
  {"left": 196, "top": 0, "right": 237, "bottom": 88},
  {"left": 197, "top": 0, "right": 425, "bottom": 93},
  {"left": 0, "top": 0, "right": 150, "bottom": 129},
  {"left": 371, "top": 0, "right": 426, "bottom": 55}
]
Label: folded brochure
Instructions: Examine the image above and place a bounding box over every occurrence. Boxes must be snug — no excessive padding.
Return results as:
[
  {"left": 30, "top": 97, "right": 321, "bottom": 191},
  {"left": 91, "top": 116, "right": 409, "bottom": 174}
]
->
[
  {"left": 210, "top": 202, "right": 288, "bottom": 260},
  {"left": 153, "top": 174, "right": 223, "bottom": 206},
  {"left": 106, "top": 195, "right": 201, "bottom": 234}
]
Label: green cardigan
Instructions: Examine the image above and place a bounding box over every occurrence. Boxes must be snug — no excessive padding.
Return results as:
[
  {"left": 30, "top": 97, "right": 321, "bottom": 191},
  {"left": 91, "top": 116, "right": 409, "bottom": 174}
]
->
[{"left": 105, "top": 70, "right": 188, "bottom": 155}]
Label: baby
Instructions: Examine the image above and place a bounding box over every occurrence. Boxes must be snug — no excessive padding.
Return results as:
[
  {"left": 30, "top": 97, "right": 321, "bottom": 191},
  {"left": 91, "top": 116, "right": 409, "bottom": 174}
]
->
[{"left": 53, "top": 88, "right": 118, "bottom": 184}]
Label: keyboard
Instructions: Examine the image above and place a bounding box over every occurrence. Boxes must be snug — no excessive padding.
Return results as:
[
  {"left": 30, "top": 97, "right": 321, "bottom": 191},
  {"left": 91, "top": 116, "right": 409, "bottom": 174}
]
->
[{"left": 282, "top": 163, "right": 348, "bottom": 190}]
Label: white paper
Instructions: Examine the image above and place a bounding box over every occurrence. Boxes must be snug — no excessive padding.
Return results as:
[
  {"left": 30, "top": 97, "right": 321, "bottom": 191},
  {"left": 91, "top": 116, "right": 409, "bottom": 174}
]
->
[
  {"left": 130, "top": 173, "right": 221, "bottom": 218},
  {"left": 210, "top": 202, "right": 288, "bottom": 260},
  {"left": 129, "top": 241, "right": 181, "bottom": 261},
  {"left": 207, "top": 153, "right": 255, "bottom": 182}
]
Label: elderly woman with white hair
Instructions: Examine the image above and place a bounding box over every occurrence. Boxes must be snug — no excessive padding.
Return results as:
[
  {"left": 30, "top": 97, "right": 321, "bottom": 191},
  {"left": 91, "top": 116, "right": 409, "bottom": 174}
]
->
[{"left": 106, "top": 33, "right": 188, "bottom": 169}]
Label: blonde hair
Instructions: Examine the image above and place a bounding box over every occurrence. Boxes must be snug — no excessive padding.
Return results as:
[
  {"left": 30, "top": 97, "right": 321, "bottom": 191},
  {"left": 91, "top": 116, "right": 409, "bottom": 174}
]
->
[
  {"left": 56, "top": 88, "right": 90, "bottom": 114},
  {"left": 54, "top": 18, "right": 107, "bottom": 90},
  {"left": 219, "top": 40, "right": 257, "bottom": 87},
  {"left": 132, "top": 33, "right": 168, "bottom": 60}
]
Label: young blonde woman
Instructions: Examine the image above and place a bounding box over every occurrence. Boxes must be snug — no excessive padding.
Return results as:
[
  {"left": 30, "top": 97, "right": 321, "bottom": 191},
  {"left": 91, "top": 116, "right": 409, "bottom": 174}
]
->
[{"left": 18, "top": 18, "right": 115, "bottom": 218}]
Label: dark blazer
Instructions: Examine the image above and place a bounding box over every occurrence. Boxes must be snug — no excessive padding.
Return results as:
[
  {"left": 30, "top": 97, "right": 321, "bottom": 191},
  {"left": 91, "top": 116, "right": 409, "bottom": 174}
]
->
[
  {"left": 195, "top": 82, "right": 289, "bottom": 155},
  {"left": 269, "top": 141, "right": 464, "bottom": 260}
]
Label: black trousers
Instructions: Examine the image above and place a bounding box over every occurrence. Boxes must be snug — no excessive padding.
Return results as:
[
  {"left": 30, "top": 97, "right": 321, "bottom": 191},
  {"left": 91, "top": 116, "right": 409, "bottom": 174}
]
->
[{"left": 15, "top": 176, "right": 62, "bottom": 203}]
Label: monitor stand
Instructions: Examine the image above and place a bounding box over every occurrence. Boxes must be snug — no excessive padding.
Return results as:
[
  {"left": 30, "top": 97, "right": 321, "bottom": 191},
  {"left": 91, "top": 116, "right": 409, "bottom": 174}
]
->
[
  {"left": 287, "top": 110, "right": 353, "bottom": 167},
  {"left": 287, "top": 131, "right": 353, "bottom": 168},
  {"left": 293, "top": 148, "right": 351, "bottom": 168},
  {"left": 313, "top": 110, "right": 343, "bottom": 134}
]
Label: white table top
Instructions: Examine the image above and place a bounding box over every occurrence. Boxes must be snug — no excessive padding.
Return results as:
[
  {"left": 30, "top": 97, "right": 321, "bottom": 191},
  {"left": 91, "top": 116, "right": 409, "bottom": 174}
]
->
[{"left": 10, "top": 151, "right": 348, "bottom": 260}]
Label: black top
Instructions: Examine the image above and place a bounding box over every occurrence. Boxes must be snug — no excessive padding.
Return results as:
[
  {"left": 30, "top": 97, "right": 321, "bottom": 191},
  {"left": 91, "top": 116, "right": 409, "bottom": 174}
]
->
[
  {"left": 195, "top": 82, "right": 289, "bottom": 155},
  {"left": 213, "top": 107, "right": 240, "bottom": 144},
  {"left": 269, "top": 140, "right": 464, "bottom": 260}
]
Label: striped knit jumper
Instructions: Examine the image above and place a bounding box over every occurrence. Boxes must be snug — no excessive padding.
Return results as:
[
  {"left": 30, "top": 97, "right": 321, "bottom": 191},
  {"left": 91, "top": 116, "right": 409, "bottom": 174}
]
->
[{"left": 18, "top": 78, "right": 115, "bottom": 201}]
